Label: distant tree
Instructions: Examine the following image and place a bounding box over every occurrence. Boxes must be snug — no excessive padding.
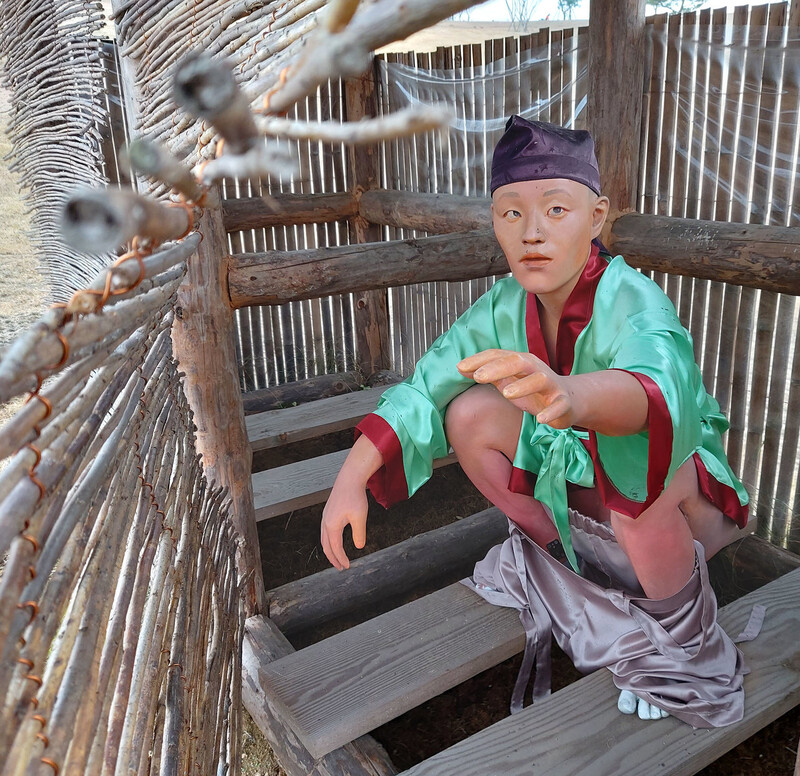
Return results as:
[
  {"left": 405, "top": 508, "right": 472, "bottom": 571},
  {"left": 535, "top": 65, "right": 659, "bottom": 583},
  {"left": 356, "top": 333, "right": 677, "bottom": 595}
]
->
[
  {"left": 646, "top": 0, "right": 705, "bottom": 13},
  {"left": 556, "top": 0, "right": 582, "bottom": 19},
  {"left": 504, "top": 0, "right": 541, "bottom": 30}
]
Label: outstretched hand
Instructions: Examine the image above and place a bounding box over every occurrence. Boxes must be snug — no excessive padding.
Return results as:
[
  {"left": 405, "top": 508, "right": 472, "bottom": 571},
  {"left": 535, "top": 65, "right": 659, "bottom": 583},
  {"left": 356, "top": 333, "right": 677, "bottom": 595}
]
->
[{"left": 458, "top": 349, "right": 575, "bottom": 428}]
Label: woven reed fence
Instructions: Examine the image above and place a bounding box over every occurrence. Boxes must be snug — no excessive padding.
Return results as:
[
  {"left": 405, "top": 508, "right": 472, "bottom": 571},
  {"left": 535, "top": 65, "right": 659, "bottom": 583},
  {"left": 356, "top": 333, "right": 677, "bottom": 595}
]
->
[{"left": 0, "top": 234, "right": 244, "bottom": 775}]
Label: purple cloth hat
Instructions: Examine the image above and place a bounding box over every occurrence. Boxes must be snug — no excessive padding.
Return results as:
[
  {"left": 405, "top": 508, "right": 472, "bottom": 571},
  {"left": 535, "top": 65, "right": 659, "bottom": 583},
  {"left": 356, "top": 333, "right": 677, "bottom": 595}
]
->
[{"left": 490, "top": 115, "right": 601, "bottom": 195}]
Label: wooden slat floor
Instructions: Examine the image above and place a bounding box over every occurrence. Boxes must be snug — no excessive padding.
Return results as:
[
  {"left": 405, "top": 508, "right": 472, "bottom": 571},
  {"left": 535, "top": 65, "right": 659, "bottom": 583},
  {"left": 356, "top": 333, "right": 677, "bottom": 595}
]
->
[
  {"left": 400, "top": 566, "right": 800, "bottom": 776},
  {"left": 246, "top": 386, "right": 389, "bottom": 451},
  {"left": 252, "top": 449, "right": 457, "bottom": 521},
  {"left": 252, "top": 583, "right": 524, "bottom": 759}
]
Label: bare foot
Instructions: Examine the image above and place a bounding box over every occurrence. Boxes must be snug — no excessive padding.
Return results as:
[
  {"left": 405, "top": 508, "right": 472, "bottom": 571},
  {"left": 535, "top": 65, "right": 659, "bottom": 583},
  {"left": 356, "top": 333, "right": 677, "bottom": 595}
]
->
[{"left": 617, "top": 689, "right": 669, "bottom": 720}]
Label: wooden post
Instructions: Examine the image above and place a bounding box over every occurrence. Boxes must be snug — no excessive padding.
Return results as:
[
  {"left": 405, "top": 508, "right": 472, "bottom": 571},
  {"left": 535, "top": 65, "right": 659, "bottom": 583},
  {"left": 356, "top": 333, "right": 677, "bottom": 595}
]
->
[
  {"left": 171, "top": 193, "right": 267, "bottom": 616},
  {"left": 344, "top": 66, "right": 392, "bottom": 379},
  {"left": 588, "top": 0, "right": 647, "bottom": 229},
  {"left": 790, "top": 0, "right": 800, "bottom": 28}
]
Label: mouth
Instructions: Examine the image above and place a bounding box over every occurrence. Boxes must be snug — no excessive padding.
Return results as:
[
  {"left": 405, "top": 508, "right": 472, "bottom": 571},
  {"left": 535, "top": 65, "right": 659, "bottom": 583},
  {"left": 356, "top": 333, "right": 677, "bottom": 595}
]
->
[{"left": 519, "top": 254, "right": 552, "bottom": 268}]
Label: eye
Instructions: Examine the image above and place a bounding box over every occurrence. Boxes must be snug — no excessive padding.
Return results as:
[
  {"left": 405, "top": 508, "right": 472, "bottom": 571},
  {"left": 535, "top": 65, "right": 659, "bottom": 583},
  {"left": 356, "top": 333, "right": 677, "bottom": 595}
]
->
[
  {"left": 504, "top": 209, "right": 522, "bottom": 222},
  {"left": 549, "top": 206, "right": 566, "bottom": 216}
]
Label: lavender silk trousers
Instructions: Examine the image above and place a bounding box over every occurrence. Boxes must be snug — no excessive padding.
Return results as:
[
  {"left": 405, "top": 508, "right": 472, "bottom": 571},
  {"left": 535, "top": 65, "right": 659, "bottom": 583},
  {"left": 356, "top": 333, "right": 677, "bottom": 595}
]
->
[{"left": 462, "top": 509, "right": 760, "bottom": 727}]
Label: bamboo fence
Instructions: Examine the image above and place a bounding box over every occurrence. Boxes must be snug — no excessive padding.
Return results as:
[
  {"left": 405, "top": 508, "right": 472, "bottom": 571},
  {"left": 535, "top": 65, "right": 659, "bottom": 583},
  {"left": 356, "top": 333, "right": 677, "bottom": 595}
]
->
[
  {"left": 0, "top": 234, "right": 244, "bottom": 776},
  {"left": 0, "top": 0, "right": 114, "bottom": 300}
]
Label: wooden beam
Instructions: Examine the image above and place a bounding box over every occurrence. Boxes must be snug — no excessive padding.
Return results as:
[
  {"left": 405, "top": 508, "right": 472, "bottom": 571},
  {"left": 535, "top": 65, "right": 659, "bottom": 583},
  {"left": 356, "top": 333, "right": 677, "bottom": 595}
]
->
[
  {"left": 221, "top": 188, "right": 491, "bottom": 234},
  {"left": 345, "top": 66, "right": 392, "bottom": 378},
  {"left": 268, "top": 507, "right": 506, "bottom": 637},
  {"left": 359, "top": 189, "right": 491, "bottom": 232},
  {"left": 228, "top": 228, "right": 507, "bottom": 308},
  {"left": 588, "top": 0, "right": 647, "bottom": 217},
  {"left": 242, "top": 616, "right": 397, "bottom": 776},
  {"left": 171, "top": 192, "right": 266, "bottom": 616},
  {"left": 241, "top": 371, "right": 365, "bottom": 415},
  {"left": 609, "top": 213, "right": 800, "bottom": 295},
  {"left": 222, "top": 192, "right": 358, "bottom": 232}
]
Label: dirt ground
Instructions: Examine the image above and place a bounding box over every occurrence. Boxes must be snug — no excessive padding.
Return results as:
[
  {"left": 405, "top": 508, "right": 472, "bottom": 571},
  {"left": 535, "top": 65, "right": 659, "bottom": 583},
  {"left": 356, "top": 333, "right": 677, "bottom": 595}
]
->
[{"left": 0, "top": 83, "right": 47, "bottom": 426}]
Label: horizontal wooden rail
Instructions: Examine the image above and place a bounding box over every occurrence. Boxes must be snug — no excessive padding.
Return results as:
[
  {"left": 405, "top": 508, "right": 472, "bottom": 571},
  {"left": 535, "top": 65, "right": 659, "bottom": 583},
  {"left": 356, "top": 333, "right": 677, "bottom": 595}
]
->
[
  {"left": 609, "top": 213, "right": 800, "bottom": 295},
  {"left": 358, "top": 189, "right": 491, "bottom": 233},
  {"left": 267, "top": 507, "right": 507, "bottom": 637},
  {"left": 223, "top": 189, "right": 491, "bottom": 234},
  {"left": 228, "top": 229, "right": 507, "bottom": 308},
  {"left": 222, "top": 192, "right": 358, "bottom": 232},
  {"left": 228, "top": 209, "right": 800, "bottom": 307}
]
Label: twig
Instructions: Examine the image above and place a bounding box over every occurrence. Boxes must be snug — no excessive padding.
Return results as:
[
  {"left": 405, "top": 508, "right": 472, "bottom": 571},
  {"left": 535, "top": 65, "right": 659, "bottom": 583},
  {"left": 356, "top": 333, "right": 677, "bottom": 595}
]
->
[
  {"left": 61, "top": 188, "right": 192, "bottom": 254},
  {"left": 257, "top": 104, "right": 453, "bottom": 144}
]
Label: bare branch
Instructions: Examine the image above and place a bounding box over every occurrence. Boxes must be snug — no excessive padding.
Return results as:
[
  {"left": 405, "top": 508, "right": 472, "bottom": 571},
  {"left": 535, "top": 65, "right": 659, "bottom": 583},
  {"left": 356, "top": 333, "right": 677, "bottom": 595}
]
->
[{"left": 257, "top": 104, "right": 452, "bottom": 144}]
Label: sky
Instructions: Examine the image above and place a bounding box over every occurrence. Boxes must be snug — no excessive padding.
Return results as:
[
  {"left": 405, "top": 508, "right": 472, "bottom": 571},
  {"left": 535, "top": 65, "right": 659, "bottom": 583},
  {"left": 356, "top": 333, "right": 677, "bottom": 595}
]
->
[{"left": 452, "top": 0, "right": 737, "bottom": 23}]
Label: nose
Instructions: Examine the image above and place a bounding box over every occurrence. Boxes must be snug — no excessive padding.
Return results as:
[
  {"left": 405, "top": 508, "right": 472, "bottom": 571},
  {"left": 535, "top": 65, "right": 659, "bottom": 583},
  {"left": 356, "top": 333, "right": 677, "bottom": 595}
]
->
[{"left": 522, "top": 215, "right": 544, "bottom": 244}]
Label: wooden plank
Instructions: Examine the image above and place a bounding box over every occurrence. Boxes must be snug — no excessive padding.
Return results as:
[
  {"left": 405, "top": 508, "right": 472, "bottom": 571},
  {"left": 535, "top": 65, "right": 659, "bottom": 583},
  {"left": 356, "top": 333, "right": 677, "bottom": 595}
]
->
[
  {"left": 401, "top": 566, "right": 800, "bottom": 776},
  {"left": 242, "top": 616, "right": 398, "bottom": 776},
  {"left": 246, "top": 386, "right": 388, "bottom": 450},
  {"left": 267, "top": 507, "right": 508, "bottom": 636},
  {"left": 252, "top": 449, "right": 458, "bottom": 521},
  {"left": 255, "top": 582, "right": 525, "bottom": 759}
]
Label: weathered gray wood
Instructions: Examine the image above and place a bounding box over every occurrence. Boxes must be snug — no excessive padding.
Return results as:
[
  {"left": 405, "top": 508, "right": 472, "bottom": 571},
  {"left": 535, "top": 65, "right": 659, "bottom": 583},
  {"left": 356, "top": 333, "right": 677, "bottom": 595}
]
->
[
  {"left": 242, "top": 371, "right": 365, "bottom": 415},
  {"left": 171, "top": 196, "right": 266, "bottom": 615},
  {"left": 247, "top": 386, "right": 389, "bottom": 451},
  {"left": 257, "top": 583, "right": 525, "bottom": 759},
  {"left": 252, "top": 449, "right": 457, "bottom": 520},
  {"left": 222, "top": 193, "right": 358, "bottom": 232},
  {"left": 242, "top": 616, "right": 397, "bottom": 776},
  {"left": 268, "top": 507, "right": 507, "bottom": 636},
  {"left": 228, "top": 228, "right": 507, "bottom": 307},
  {"left": 358, "top": 189, "right": 491, "bottom": 233},
  {"left": 610, "top": 213, "right": 800, "bottom": 294},
  {"left": 401, "top": 566, "right": 800, "bottom": 776}
]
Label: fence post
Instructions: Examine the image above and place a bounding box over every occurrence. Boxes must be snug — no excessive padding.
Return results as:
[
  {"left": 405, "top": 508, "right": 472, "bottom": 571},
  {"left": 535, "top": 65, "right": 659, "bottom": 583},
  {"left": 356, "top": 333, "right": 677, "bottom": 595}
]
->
[
  {"left": 344, "top": 65, "right": 393, "bottom": 379},
  {"left": 171, "top": 196, "right": 267, "bottom": 617},
  {"left": 587, "top": 0, "right": 647, "bottom": 219}
]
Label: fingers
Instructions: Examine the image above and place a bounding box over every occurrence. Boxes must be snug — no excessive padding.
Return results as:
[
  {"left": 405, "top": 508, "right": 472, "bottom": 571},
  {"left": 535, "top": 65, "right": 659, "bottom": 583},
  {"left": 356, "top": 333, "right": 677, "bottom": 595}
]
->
[
  {"left": 321, "top": 520, "right": 350, "bottom": 571},
  {"left": 457, "top": 349, "right": 512, "bottom": 377}
]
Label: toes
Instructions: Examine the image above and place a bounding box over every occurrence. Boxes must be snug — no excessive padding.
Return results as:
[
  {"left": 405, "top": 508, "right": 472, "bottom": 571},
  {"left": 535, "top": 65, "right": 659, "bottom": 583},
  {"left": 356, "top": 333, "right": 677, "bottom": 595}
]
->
[
  {"left": 637, "top": 696, "right": 651, "bottom": 720},
  {"left": 618, "top": 690, "right": 637, "bottom": 714}
]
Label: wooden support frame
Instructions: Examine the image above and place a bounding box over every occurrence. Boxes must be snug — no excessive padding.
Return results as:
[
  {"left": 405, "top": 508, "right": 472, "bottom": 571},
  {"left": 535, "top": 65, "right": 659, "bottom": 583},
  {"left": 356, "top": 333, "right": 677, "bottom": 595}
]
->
[
  {"left": 228, "top": 211, "right": 800, "bottom": 307},
  {"left": 345, "top": 66, "right": 393, "bottom": 379},
  {"left": 171, "top": 194, "right": 266, "bottom": 616},
  {"left": 588, "top": 0, "right": 647, "bottom": 218}
]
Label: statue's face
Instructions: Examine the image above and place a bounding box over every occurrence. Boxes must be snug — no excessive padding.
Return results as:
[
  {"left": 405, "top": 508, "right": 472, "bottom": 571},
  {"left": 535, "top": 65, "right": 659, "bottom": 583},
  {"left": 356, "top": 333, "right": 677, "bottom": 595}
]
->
[{"left": 491, "top": 178, "right": 608, "bottom": 309}]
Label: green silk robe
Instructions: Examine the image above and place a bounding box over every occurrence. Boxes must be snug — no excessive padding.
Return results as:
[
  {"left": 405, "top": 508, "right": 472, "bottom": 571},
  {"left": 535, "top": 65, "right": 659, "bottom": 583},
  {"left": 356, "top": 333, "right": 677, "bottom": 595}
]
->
[{"left": 357, "top": 247, "right": 749, "bottom": 570}]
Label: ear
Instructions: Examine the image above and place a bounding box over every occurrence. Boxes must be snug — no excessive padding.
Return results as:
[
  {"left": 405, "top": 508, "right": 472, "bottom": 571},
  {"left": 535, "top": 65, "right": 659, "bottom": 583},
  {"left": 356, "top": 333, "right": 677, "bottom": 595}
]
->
[{"left": 591, "top": 195, "right": 610, "bottom": 239}]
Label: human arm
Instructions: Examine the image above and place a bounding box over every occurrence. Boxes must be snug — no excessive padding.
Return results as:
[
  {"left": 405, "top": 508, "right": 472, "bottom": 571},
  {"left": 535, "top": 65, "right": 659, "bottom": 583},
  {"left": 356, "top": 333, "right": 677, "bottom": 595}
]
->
[
  {"left": 457, "top": 349, "right": 649, "bottom": 436},
  {"left": 321, "top": 434, "right": 384, "bottom": 570}
]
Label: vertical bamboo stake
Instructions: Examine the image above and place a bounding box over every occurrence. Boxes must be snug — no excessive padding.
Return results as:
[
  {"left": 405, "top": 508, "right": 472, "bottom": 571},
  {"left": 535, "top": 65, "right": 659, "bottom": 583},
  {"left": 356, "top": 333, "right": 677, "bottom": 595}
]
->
[
  {"left": 345, "top": 65, "right": 392, "bottom": 379},
  {"left": 172, "top": 196, "right": 266, "bottom": 616},
  {"left": 588, "top": 0, "right": 647, "bottom": 220}
]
